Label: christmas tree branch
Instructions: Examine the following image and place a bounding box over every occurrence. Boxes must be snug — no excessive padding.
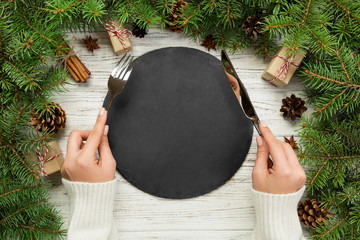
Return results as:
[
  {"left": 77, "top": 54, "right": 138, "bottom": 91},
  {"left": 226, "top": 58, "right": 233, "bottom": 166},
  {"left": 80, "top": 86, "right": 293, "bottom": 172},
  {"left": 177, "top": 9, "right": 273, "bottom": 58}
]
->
[
  {"left": 315, "top": 87, "right": 347, "bottom": 114},
  {"left": 298, "top": 154, "right": 360, "bottom": 160},
  {"left": 302, "top": 135, "right": 329, "bottom": 155},
  {"left": 0, "top": 198, "right": 46, "bottom": 225},
  {"left": 326, "top": 199, "right": 349, "bottom": 212},
  {"left": 333, "top": 126, "right": 360, "bottom": 147},
  {"left": 320, "top": 215, "right": 349, "bottom": 238},
  {"left": 308, "top": 160, "right": 328, "bottom": 187},
  {"left": 304, "top": 70, "right": 360, "bottom": 88},
  {"left": 305, "top": 25, "right": 328, "bottom": 49},
  {"left": 330, "top": 0, "right": 360, "bottom": 25},
  {"left": 343, "top": 94, "right": 358, "bottom": 109},
  {"left": 4, "top": 60, "right": 36, "bottom": 87},
  {"left": 42, "top": 76, "right": 67, "bottom": 92},
  {"left": 205, "top": 13, "right": 224, "bottom": 47},
  {"left": 265, "top": 22, "right": 297, "bottom": 29},
  {"left": 16, "top": 224, "right": 63, "bottom": 234},
  {"left": 29, "top": 4, "right": 52, "bottom": 13},
  {"left": 343, "top": 190, "right": 360, "bottom": 199},
  {"left": 336, "top": 48, "right": 352, "bottom": 83},
  {"left": 124, "top": 0, "right": 153, "bottom": 24},
  {"left": 9, "top": 107, "right": 23, "bottom": 142},
  {"left": 11, "top": 148, "right": 37, "bottom": 179},
  {"left": 182, "top": 1, "right": 202, "bottom": 26},
  {"left": 30, "top": 208, "right": 51, "bottom": 227},
  {"left": 0, "top": 185, "right": 42, "bottom": 198},
  {"left": 22, "top": 8, "right": 52, "bottom": 42},
  {"left": 237, "top": 0, "right": 254, "bottom": 13}
]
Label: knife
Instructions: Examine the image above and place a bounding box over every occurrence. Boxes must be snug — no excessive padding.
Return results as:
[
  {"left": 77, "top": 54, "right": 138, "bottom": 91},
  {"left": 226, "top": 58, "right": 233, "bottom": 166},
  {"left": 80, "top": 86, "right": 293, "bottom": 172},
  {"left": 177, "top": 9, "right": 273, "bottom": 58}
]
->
[{"left": 221, "top": 50, "right": 261, "bottom": 136}]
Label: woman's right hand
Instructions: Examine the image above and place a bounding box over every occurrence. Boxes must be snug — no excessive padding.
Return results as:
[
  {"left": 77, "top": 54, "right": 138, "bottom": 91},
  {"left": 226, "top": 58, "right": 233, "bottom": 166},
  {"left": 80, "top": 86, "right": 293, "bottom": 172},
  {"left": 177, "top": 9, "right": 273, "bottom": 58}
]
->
[{"left": 252, "top": 121, "right": 306, "bottom": 194}]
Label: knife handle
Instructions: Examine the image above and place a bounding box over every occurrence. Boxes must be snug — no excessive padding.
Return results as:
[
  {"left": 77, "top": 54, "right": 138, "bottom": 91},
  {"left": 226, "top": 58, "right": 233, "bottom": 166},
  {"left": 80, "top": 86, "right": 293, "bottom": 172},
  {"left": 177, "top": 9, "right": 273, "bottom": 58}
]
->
[{"left": 253, "top": 118, "right": 274, "bottom": 168}]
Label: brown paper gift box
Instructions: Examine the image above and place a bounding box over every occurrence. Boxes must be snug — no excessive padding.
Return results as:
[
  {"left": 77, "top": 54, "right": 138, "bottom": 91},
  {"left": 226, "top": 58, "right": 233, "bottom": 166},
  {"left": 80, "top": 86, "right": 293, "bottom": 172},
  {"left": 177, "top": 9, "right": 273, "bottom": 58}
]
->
[
  {"left": 107, "top": 20, "right": 132, "bottom": 55},
  {"left": 27, "top": 140, "right": 64, "bottom": 176},
  {"left": 262, "top": 46, "right": 305, "bottom": 87}
]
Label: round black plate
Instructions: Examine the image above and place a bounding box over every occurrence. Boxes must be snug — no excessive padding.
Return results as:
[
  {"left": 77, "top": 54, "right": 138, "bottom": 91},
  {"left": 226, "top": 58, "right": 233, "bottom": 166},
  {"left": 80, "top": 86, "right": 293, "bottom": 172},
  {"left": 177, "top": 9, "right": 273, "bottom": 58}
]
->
[{"left": 104, "top": 47, "right": 253, "bottom": 199}]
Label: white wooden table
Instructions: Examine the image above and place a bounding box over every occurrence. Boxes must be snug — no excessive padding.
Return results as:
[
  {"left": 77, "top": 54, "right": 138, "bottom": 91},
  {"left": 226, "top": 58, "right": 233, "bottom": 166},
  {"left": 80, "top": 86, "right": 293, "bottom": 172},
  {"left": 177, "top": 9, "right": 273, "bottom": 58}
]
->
[{"left": 49, "top": 28, "right": 309, "bottom": 239}]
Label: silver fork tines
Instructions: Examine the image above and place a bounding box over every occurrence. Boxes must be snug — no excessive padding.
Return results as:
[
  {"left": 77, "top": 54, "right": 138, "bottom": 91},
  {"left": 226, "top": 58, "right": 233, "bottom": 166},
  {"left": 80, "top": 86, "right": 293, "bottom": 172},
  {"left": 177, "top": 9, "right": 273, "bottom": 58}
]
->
[{"left": 106, "top": 54, "right": 137, "bottom": 110}]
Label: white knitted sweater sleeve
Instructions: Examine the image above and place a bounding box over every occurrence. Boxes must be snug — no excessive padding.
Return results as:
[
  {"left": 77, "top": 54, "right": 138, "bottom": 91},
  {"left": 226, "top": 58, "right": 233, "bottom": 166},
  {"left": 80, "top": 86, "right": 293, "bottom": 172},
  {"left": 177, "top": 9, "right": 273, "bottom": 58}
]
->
[
  {"left": 252, "top": 185, "right": 307, "bottom": 240},
  {"left": 62, "top": 178, "right": 306, "bottom": 240},
  {"left": 62, "top": 178, "right": 118, "bottom": 240}
]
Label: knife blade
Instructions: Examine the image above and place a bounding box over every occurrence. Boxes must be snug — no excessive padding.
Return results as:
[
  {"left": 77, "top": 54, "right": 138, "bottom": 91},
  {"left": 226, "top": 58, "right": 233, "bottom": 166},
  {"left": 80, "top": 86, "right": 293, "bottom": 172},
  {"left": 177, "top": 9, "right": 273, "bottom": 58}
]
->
[{"left": 221, "top": 50, "right": 261, "bottom": 136}]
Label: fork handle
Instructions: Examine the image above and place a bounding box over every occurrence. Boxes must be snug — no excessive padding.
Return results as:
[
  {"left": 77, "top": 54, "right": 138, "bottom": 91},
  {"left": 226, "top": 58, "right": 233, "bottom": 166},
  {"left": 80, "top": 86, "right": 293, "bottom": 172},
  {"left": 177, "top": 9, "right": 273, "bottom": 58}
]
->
[{"left": 105, "top": 93, "right": 115, "bottom": 111}]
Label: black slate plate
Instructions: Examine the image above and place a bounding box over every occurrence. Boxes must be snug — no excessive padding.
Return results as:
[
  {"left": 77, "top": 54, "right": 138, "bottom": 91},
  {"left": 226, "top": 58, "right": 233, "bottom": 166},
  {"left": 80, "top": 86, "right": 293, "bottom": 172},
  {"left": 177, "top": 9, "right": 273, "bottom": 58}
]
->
[{"left": 104, "top": 47, "right": 253, "bottom": 199}]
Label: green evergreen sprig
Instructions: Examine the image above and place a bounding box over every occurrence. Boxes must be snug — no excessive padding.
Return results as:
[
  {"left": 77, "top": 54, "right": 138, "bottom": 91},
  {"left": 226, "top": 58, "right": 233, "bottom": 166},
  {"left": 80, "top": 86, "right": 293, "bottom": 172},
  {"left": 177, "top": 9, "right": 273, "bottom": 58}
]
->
[{"left": 298, "top": 116, "right": 360, "bottom": 239}]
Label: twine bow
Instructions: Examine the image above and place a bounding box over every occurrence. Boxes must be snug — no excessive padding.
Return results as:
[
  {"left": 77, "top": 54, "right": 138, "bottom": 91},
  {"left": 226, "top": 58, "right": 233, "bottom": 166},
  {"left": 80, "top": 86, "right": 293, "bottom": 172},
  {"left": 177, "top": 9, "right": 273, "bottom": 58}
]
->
[
  {"left": 270, "top": 53, "right": 299, "bottom": 82},
  {"left": 104, "top": 20, "right": 132, "bottom": 52},
  {"left": 37, "top": 147, "right": 62, "bottom": 177},
  {"left": 58, "top": 36, "right": 81, "bottom": 71}
]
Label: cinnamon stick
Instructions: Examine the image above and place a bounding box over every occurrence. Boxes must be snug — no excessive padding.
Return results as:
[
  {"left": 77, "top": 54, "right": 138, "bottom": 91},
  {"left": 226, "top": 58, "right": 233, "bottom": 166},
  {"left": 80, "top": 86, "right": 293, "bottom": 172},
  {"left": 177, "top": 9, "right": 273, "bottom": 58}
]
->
[
  {"left": 66, "top": 58, "right": 85, "bottom": 83},
  {"left": 69, "top": 56, "right": 89, "bottom": 81},
  {"left": 74, "top": 55, "right": 91, "bottom": 75},
  {"left": 66, "top": 63, "right": 80, "bottom": 82},
  {"left": 59, "top": 42, "right": 91, "bottom": 83}
]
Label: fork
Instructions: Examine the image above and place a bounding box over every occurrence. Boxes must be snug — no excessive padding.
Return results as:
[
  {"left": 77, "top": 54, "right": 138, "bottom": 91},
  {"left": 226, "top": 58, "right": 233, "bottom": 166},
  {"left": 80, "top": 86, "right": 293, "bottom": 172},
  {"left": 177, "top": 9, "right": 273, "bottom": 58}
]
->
[{"left": 105, "top": 54, "right": 137, "bottom": 110}]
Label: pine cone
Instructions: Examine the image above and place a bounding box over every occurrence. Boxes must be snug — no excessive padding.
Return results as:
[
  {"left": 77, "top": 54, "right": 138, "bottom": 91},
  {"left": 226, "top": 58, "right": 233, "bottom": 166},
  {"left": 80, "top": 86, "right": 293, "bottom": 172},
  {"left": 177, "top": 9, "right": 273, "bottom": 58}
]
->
[
  {"left": 132, "top": 23, "right": 147, "bottom": 38},
  {"left": 280, "top": 94, "right": 307, "bottom": 121},
  {"left": 298, "top": 199, "right": 334, "bottom": 228},
  {"left": 165, "top": 0, "right": 188, "bottom": 33},
  {"left": 242, "top": 15, "right": 264, "bottom": 39},
  {"left": 201, "top": 35, "right": 216, "bottom": 51},
  {"left": 30, "top": 102, "right": 66, "bottom": 133}
]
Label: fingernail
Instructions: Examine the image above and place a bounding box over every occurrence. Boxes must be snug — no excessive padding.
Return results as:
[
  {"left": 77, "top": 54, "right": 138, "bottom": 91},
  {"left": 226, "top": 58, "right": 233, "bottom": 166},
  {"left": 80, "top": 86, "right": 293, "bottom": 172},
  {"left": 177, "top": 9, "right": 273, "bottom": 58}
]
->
[
  {"left": 99, "top": 107, "right": 105, "bottom": 116},
  {"left": 256, "top": 136, "right": 263, "bottom": 147},
  {"left": 260, "top": 121, "right": 267, "bottom": 128},
  {"left": 104, "top": 125, "right": 109, "bottom": 135}
]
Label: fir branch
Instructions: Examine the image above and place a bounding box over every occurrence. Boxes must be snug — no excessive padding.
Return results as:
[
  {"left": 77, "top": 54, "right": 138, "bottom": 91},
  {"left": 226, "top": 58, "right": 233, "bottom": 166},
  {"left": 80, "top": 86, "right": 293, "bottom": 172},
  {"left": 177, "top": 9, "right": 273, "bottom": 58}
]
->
[
  {"left": 4, "top": 60, "right": 37, "bottom": 88},
  {"left": 42, "top": 76, "right": 67, "bottom": 92},
  {"left": 320, "top": 215, "right": 349, "bottom": 238},
  {"left": 124, "top": 0, "right": 153, "bottom": 24},
  {"left": 265, "top": 22, "right": 297, "bottom": 29},
  {"left": 0, "top": 185, "right": 42, "bottom": 198},
  {"left": 30, "top": 208, "right": 51, "bottom": 227},
  {"left": 336, "top": 48, "right": 352, "bottom": 83},
  {"left": 333, "top": 126, "right": 360, "bottom": 147},
  {"left": 302, "top": 135, "right": 330, "bottom": 155},
  {"left": 16, "top": 224, "right": 63, "bottom": 234},
  {"left": 298, "top": 154, "right": 360, "bottom": 160},
  {"left": 182, "top": 1, "right": 202, "bottom": 26},
  {"left": 304, "top": 70, "right": 360, "bottom": 88},
  {"left": 315, "top": 87, "right": 347, "bottom": 114},
  {"left": 237, "top": 0, "right": 254, "bottom": 13},
  {"left": 22, "top": 8, "right": 52, "bottom": 42},
  {"left": 305, "top": 25, "right": 327, "bottom": 49},
  {"left": 326, "top": 199, "right": 349, "bottom": 212},
  {"left": 0, "top": 198, "right": 46, "bottom": 225},
  {"left": 205, "top": 13, "right": 225, "bottom": 47},
  {"left": 330, "top": 0, "right": 360, "bottom": 25},
  {"left": 11, "top": 148, "right": 37, "bottom": 180},
  {"left": 9, "top": 107, "right": 23, "bottom": 143},
  {"left": 308, "top": 160, "right": 328, "bottom": 187}
]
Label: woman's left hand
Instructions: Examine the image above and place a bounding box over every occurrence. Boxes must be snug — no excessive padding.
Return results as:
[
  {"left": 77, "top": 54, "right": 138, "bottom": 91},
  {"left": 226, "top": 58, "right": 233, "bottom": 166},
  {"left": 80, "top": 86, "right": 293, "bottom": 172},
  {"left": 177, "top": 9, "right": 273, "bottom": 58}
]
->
[{"left": 61, "top": 108, "right": 116, "bottom": 183}]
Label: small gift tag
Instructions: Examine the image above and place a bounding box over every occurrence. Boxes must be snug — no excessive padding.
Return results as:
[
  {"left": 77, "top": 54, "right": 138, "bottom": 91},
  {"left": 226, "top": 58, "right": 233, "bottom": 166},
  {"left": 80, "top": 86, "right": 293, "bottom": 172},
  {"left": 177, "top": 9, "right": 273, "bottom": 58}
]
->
[
  {"left": 105, "top": 19, "right": 133, "bottom": 55},
  {"left": 27, "top": 140, "right": 64, "bottom": 177},
  {"left": 262, "top": 46, "right": 305, "bottom": 87}
]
